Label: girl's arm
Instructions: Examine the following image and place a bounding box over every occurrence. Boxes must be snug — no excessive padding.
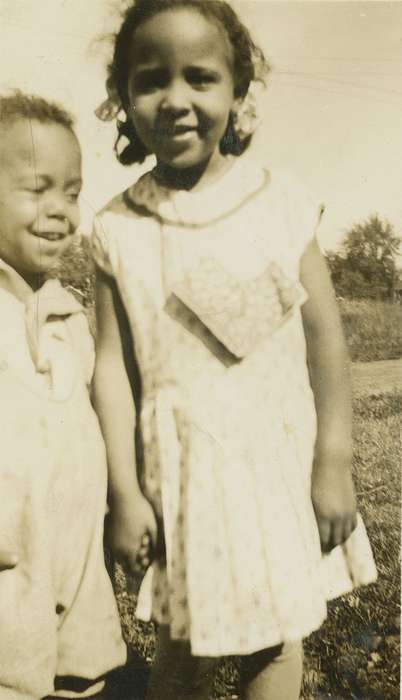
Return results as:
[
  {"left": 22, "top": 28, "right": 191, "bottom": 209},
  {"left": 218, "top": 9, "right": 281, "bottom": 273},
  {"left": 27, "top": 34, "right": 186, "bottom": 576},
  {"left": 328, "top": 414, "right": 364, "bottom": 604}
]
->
[
  {"left": 93, "top": 269, "right": 157, "bottom": 574},
  {"left": 300, "top": 239, "right": 357, "bottom": 553}
]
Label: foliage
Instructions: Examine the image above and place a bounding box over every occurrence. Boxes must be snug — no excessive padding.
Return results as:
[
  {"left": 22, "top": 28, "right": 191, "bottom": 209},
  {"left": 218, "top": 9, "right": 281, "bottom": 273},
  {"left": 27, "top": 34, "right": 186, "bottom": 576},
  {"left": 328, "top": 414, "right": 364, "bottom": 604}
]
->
[
  {"left": 49, "top": 234, "right": 96, "bottom": 308},
  {"left": 327, "top": 215, "right": 401, "bottom": 300},
  {"left": 339, "top": 299, "right": 402, "bottom": 362}
]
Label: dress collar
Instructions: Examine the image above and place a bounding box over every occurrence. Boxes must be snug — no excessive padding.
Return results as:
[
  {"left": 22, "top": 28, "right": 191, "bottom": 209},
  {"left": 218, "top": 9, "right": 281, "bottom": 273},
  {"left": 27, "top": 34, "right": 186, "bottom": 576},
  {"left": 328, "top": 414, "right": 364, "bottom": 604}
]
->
[{"left": 125, "top": 157, "right": 269, "bottom": 228}]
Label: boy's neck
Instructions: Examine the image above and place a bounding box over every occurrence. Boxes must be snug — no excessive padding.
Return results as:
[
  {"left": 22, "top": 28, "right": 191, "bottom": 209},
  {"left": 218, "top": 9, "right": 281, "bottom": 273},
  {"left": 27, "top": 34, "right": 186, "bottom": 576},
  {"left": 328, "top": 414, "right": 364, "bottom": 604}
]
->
[
  {"left": 0, "top": 257, "right": 44, "bottom": 292},
  {"left": 154, "top": 154, "right": 235, "bottom": 192},
  {"left": 22, "top": 272, "right": 45, "bottom": 291}
]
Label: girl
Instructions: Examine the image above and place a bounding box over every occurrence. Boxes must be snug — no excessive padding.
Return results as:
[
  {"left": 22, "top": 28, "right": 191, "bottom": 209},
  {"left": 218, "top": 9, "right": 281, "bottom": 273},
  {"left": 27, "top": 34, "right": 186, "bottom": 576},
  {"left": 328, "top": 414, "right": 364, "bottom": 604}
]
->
[
  {"left": 0, "top": 92, "right": 126, "bottom": 700},
  {"left": 92, "top": 2, "right": 377, "bottom": 698}
]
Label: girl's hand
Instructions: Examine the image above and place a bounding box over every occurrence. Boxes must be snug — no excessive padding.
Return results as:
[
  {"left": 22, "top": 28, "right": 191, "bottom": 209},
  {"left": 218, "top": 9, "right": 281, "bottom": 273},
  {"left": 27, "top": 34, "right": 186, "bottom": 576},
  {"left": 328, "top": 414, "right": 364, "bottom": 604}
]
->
[
  {"left": 106, "top": 492, "right": 158, "bottom": 578},
  {"left": 0, "top": 551, "right": 18, "bottom": 571},
  {"left": 311, "top": 458, "right": 357, "bottom": 553}
]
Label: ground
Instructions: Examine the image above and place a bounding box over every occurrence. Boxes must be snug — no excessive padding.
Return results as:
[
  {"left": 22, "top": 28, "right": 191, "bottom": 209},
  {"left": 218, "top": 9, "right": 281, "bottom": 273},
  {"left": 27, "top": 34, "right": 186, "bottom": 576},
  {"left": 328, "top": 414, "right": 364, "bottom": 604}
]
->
[{"left": 351, "top": 359, "right": 402, "bottom": 396}]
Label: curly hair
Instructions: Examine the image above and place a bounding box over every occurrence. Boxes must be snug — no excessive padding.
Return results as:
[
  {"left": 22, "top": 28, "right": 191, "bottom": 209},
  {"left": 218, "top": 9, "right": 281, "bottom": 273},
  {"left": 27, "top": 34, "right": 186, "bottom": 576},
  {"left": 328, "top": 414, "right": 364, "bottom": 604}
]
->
[
  {"left": 0, "top": 91, "right": 75, "bottom": 132},
  {"left": 107, "top": 0, "right": 269, "bottom": 165}
]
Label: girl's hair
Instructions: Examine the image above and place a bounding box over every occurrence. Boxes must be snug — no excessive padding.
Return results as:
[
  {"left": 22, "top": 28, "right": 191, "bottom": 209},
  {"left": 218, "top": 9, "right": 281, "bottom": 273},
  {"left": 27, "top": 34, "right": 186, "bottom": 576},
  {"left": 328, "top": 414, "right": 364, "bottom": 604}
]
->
[
  {"left": 0, "top": 91, "right": 75, "bottom": 132},
  {"left": 108, "top": 0, "right": 269, "bottom": 165}
]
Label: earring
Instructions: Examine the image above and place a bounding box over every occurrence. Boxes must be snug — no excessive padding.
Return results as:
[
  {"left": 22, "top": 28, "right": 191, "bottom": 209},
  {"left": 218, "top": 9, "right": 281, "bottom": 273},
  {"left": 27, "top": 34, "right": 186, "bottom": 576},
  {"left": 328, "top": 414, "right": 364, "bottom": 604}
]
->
[
  {"left": 220, "top": 112, "right": 243, "bottom": 156},
  {"left": 115, "top": 116, "right": 149, "bottom": 165}
]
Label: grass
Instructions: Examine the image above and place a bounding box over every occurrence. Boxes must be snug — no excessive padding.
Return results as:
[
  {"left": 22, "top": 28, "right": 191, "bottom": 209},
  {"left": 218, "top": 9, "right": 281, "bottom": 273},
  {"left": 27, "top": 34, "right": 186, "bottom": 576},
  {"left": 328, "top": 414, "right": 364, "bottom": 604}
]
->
[
  {"left": 339, "top": 299, "right": 402, "bottom": 363},
  {"left": 301, "top": 389, "right": 401, "bottom": 700},
  {"left": 109, "top": 385, "right": 401, "bottom": 700}
]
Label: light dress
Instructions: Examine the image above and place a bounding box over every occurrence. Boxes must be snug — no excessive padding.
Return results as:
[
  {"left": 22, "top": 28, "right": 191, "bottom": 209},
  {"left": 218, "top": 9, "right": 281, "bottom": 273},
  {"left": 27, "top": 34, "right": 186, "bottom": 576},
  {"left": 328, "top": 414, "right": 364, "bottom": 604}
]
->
[
  {"left": 93, "top": 156, "right": 377, "bottom": 658},
  {"left": 0, "top": 259, "right": 126, "bottom": 700}
]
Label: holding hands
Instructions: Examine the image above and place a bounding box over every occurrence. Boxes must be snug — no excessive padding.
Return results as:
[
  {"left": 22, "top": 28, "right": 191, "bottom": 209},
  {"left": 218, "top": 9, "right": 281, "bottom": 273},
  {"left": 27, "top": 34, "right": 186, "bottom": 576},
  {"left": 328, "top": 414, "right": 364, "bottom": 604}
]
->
[
  {"left": 107, "top": 491, "right": 158, "bottom": 581},
  {"left": 312, "top": 454, "right": 357, "bottom": 553}
]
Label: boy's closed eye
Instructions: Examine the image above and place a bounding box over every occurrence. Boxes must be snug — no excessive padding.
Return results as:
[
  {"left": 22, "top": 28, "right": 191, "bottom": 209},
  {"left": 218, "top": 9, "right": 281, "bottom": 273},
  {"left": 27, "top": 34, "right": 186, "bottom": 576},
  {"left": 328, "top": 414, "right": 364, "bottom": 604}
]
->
[
  {"left": 20, "top": 177, "right": 81, "bottom": 201},
  {"left": 66, "top": 190, "right": 81, "bottom": 203},
  {"left": 18, "top": 178, "right": 46, "bottom": 195}
]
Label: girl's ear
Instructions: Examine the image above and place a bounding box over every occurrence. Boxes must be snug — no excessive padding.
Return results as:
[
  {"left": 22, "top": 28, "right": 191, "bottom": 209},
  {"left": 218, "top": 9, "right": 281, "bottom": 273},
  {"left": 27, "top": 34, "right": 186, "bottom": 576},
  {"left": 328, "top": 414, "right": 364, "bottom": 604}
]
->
[
  {"left": 231, "top": 88, "right": 260, "bottom": 142},
  {"left": 232, "top": 95, "right": 245, "bottom": 116},
  {"left": 95, "top": 76, "right": 121, "bottom": 122}
]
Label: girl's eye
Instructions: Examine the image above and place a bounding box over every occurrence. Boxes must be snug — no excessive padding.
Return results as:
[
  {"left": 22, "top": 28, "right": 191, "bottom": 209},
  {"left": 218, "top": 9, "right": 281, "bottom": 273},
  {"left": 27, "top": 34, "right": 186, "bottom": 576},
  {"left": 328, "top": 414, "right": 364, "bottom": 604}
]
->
[
  {"left": 187, "top": 71, "right": 217, "bottom": 88},
  {"left": 133, "top": 70, "right": 167, "bottom": 93}
]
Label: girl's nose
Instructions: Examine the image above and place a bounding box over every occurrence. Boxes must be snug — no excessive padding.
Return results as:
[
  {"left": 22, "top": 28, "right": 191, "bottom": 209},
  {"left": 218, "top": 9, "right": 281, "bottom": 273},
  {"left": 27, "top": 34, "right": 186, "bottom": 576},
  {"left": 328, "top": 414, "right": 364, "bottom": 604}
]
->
[{"left": 160, "top": 80, "right": 190, "bottom": 114}]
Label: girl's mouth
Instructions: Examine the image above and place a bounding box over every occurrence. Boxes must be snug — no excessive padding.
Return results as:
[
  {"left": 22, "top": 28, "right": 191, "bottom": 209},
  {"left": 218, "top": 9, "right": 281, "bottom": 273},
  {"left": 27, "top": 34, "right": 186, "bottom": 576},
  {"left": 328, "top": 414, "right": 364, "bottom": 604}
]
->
[{"left": 164, "top": 125, "right": 198, "bottom": 141}]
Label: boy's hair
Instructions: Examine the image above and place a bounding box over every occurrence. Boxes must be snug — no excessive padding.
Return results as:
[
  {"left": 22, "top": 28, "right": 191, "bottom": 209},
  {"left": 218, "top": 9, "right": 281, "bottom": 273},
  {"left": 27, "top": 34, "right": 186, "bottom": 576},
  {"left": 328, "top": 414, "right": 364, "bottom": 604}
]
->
[
  {"left": 0, "top": 91, "right": 75, "bottom": 132},
  {"left": 107, "top": 0, "right": 270, "bottom": 165}
]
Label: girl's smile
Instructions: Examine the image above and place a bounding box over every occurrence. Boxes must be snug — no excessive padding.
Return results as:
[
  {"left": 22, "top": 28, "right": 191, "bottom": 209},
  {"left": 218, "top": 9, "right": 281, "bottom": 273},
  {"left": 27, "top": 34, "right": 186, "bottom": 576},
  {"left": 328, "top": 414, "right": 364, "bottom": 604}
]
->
[{"left": 127, "top": 7, "right": 241, "bottom": 186}]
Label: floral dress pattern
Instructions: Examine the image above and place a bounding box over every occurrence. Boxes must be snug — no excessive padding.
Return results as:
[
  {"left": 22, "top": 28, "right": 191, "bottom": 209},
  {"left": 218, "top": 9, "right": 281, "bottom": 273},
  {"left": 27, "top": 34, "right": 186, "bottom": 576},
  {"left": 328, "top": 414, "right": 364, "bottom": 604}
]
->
[{"left": 93, "top": 157, "right": 377, "bottom": 657}]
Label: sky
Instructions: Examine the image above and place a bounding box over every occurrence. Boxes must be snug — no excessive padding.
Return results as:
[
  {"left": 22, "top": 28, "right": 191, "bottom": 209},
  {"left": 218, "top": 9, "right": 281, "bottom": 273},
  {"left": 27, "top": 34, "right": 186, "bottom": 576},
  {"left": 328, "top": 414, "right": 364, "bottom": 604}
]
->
[{"left": 0, "top": 0, "right": 401, "bottom": 250}]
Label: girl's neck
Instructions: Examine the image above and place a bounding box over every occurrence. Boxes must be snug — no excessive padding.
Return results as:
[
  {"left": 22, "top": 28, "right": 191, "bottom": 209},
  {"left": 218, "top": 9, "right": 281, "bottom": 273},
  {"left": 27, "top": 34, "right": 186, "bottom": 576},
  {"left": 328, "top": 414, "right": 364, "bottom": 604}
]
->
[{"left": 153, "top": 153, "right": 235, "bottom": 193}]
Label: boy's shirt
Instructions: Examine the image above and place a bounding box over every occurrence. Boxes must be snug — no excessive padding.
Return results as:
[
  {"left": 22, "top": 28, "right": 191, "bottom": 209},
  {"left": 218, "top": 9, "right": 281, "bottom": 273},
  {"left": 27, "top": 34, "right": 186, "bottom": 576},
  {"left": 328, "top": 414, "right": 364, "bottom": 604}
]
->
[{"left": 0, "top": 257, "right": 94, "bottom": 398}]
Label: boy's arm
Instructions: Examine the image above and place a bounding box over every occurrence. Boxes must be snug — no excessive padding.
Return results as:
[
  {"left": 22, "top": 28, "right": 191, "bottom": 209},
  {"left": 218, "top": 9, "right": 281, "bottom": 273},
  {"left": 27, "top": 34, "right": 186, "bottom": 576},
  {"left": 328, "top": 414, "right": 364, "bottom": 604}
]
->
[
  {"left": 300, "top": 239, "right": 357, "bottom": 552},
  {"left": 93, "top": 269, "right": 157, "bottom": 572}
]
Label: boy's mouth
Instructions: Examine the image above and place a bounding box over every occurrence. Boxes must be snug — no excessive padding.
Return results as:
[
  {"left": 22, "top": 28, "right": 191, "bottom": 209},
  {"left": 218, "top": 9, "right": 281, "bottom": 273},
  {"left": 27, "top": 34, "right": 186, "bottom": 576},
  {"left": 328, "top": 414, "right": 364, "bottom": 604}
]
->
[{"left": 32, "top": 231, "right": 67, "bottom": 242}]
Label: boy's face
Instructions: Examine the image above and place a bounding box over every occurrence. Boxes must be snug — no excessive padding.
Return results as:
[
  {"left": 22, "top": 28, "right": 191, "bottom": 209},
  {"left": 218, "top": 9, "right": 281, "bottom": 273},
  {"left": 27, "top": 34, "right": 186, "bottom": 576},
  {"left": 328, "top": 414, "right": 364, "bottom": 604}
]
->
[{"left": 0, "top": 118, "right": 82, "bottom": 283}]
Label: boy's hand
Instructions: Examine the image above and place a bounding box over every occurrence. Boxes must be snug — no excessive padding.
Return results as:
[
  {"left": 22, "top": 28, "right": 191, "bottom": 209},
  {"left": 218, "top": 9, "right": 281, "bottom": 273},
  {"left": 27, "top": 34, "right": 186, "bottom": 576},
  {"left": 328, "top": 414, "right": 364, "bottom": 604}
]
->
[
  {"left": 311, "top": 458, "right": 357, "bottom": 553},
  {"left": 0, "top": 551, "right": 18, "bottom": 571},
  {"left": 106, "top": 493, "right": 158, "bottom": 578}
]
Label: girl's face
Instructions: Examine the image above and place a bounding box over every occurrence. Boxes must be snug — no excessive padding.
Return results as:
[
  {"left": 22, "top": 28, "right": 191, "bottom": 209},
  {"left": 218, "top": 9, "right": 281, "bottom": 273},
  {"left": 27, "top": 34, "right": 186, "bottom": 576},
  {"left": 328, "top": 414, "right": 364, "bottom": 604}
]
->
[
  {"left": 0, "top": 119, "right": 81, "bottom": 285},
  {"left": 127, "top": 7, "right": 240, "bottom": 177}
]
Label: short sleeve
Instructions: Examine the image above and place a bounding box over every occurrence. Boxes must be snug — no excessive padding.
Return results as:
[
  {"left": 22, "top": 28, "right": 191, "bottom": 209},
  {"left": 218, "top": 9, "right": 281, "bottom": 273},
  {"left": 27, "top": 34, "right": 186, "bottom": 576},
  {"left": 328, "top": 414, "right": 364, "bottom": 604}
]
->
[
  {"left": 278, "top": 171, "right": 325, "bottom": 261},
  {"left": 66, "top": 311, "right": 95, "bottom": 385},
  {"left": 91, "top": 214, "right": 117, "bottom": 277}
]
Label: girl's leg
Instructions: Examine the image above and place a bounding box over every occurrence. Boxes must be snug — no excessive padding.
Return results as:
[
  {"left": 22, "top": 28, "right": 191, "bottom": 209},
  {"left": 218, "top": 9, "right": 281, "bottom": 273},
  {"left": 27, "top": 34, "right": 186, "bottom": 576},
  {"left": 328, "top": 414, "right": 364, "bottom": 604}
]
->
[
  {"left": 146, "top": 625, "right": 219, "bottom": 700},
  {"left": 240, "top": 641, "right": 303, "bottom": 700}
]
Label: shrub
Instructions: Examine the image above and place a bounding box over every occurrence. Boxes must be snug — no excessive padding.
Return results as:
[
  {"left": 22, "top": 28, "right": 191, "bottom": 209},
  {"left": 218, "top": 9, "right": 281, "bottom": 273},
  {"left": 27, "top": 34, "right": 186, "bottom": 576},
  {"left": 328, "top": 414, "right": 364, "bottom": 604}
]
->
[{"left": 51, "top": 234, "right": 96, "bottom": 308}]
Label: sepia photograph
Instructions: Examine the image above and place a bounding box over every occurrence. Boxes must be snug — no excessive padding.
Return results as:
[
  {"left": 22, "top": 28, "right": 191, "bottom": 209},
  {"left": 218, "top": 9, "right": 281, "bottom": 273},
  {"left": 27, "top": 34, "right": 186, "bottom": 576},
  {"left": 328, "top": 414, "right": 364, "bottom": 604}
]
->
[{"left": 0, "top": 1, "right": 400, "bottom": 699}]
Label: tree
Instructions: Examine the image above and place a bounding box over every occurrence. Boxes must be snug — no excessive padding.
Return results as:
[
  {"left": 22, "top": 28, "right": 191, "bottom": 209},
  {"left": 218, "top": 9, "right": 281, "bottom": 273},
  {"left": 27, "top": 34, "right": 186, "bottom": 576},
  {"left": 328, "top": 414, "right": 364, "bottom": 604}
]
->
[{"left": 326, "top": 215, "right": 401, "bottom": 299}]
